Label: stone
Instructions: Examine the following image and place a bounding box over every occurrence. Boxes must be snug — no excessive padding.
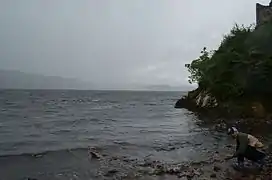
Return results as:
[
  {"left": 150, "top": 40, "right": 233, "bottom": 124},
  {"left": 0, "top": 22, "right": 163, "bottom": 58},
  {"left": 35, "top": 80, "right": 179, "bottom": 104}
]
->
[
  {"left": 195, "top": 143, "right": 202, "bottom": 146},
  {"left": 210, "top": 173, "right": 216, "bottom": 178},
  {"left": 214, "top": 122, "right": 227, "bottom": 131},
  {"left": 183, "top": 169, "right": 196, "bottom": 179},
  {"left": 89, "top": 151, "right": 101, "bottom": 159},
  {"left": 156, "top": 164, "right": 163, "bottom": 169},
  {"left": 226, "top": 145, "right": 232, "bottom": 148},
  {"left": 193, "top": 168, "right": 202, "bottom": 176},
  {"left": 33, "top": 154, "right": 43, "bottom": 158},
  {"left": 153, "top": 169, "right": 164, "bottom": 175},
  {"left": 104, "top": 169, "right": 118, "bottom": 176},
  {"left": 177, "top": 173, "right": 185, "bottom": 178},
  {"left": 213, "top": 165, "right": 221, "bottom": 172},
  {"left": 88, "top": 147, "right": 102, "bottom": 159},
  {"left": 175, "top": 96, "right": 190, "bottom": 109},
  {"left": 166, "top": 166, "right": 182, "bottom": 174}
]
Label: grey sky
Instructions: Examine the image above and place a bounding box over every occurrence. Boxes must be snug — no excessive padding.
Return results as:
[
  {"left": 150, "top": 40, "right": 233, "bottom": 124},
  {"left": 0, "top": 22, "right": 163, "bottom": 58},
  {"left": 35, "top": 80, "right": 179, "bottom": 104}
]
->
[{"left": 0, "top": 0, "right": 269, "bottom": 88}]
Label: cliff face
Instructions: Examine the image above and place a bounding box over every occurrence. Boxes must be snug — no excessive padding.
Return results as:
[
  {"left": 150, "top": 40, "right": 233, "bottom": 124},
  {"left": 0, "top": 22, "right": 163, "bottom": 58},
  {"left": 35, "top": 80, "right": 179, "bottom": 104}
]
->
[
  {"left": 175, "top": 89, "right": 268, "bottom": 119},
  {"left": 175, "top": 89, "right": 217, "bottom": 109}
]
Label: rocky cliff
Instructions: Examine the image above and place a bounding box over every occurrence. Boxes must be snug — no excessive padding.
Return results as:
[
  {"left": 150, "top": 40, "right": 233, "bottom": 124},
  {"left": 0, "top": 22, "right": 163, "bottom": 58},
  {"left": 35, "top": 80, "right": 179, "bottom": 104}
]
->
[{"left": 175, "top": 4, "right": 272, "bottom": 119}]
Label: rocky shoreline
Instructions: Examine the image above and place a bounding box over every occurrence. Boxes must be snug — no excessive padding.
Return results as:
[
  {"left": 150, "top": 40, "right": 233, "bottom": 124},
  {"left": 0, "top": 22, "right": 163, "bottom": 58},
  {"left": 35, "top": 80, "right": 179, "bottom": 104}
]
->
[
  {"left": 19, "top": 124, "right": 272, "bottom": 180},
  {"left": 173, "top": 89, "right": 272, "bottom": 179},
  {"left": 175, "top": 88, "right": 272, "bottom": 120},
  {"left": 86, "top": 145, "right": 272, "bottom": 180},
  {"left": 24, "top": 146, "right": 272, "bottom": 180}
]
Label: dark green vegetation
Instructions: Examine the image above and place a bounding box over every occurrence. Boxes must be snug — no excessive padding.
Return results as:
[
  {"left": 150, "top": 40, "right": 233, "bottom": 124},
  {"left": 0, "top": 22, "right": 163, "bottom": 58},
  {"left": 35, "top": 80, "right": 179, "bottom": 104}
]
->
[{"left": 182, "top": 22, "right": 272, "bottom": 117}]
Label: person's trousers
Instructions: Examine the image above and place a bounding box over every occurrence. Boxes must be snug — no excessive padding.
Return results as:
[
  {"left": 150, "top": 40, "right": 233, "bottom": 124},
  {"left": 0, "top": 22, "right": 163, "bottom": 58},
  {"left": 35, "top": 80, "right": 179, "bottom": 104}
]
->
[{"left": 237, "top": 145, "right": 266, "bottom": 163}]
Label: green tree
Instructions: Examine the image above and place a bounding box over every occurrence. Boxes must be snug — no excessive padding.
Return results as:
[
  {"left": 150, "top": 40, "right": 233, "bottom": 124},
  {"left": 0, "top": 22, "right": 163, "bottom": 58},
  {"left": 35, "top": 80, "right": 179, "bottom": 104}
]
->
[{"left": 185, "top": 23, "right": 272, "bottom": 101}]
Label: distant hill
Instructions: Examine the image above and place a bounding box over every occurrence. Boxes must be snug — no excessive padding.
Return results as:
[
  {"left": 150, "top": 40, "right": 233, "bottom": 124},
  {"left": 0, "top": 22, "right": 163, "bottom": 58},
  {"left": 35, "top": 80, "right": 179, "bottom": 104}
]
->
[
  {"left": 0, "top": 69, "right": 93, "bottom": 90},
  {"left": 0, "top": 69, "right": 195, "bottom": 91},
  {"left": 143, "top": 84, "right": 195, "bottom": 92}
]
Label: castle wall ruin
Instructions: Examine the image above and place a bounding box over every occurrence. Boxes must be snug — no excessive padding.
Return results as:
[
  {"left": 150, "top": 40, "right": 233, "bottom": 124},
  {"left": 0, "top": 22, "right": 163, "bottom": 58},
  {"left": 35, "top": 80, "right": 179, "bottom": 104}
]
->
[{"left": 256, "top": 1, "right": 272, "bottom": 26}]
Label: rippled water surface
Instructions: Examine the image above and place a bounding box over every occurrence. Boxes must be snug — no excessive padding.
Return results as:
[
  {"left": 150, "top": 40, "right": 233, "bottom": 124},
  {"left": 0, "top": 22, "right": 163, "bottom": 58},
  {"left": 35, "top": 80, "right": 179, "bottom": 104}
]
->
[{"left": 0, "top": 90, "right": 229, "bottom": 180}]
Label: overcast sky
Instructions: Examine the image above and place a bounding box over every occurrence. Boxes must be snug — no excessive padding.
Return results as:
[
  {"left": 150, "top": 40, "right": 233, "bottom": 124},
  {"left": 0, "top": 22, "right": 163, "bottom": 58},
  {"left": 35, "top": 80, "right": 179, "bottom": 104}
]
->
[{"left": 0, "top": 0, "right": 269, "bottom": 88}]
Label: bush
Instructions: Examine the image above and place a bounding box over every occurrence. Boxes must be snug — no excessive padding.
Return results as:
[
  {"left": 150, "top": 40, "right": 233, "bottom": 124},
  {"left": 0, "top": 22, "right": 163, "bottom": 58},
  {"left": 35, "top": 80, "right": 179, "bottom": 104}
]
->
[{"left": 185, "top": 23, "right": 272, "bottom": 101}]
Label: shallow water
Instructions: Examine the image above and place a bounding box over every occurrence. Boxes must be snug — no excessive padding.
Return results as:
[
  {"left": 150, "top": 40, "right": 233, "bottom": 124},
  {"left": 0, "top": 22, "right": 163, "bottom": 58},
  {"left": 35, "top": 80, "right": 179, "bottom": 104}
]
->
[{"left": 0, "top": 90, "right": 237, "bottom": 179}]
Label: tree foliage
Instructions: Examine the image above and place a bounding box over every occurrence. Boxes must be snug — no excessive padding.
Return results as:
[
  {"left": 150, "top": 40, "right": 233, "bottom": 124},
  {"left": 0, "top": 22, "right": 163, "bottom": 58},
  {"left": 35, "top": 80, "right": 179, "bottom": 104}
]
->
[{"left": 185, "top": 23, "right": 272, "bottom": 101}]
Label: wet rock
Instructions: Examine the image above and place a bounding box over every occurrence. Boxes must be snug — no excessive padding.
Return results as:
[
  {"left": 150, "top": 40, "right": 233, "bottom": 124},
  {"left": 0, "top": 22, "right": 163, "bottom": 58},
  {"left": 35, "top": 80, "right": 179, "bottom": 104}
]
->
[
  {"left": 139, "top": 158, "right": 159, "bottom": 168},
  {"left": 191, "top": 161, "right": 202, "bottom": 166},
  {"left": 214, "top": 122, "right": 227, "bottom": 131},
  {"left": 213, "top": 165, "right": 221, "bottom": 172},
  {"left": 88, "top": 147, "right": 102, "bottom": 159},
  {"left": 27, "top": 178, "right": 38, "bottom": 180},
  {"left": 140, "top": 161, "right": 152, "bottom": 167},
  {"left": 177, "top": 173, "right": 186, "bottom": 178},
  {"left": 165, "top": 164, "right": 186, "bottom": 175},
  {"left": 192, "top": 169, "right": 202, "bottom": 176},
  {"left": 194, "top": 143, "right": 202, "bottom": 146},
  {"left": 212, "top": 153, "right": 221, "bottom": 162},
  {"left": 152, "top": 164, "right": 166, "bottom": 175},
  {"left": 109, "top": 156, "right": 119, "bottom": 161},
  {"left": 155, "top": 164, "right": 163, "bottom": 169},
  {"left": 175, "top": 96, "right": 190, "bottom": 109},
  {"left": 89, "top": 151, "right": 101, "bottom": 159},
  {"left": 178, "top": 168, "right": 201, "bottom": 179},
  {"left": 210, "top": 173, "right": 216, "bottom": 178},
  {"left": 33, "top": 154, "right": 43, "bottom": 158},
  {"left": 104, "top": 169, "right": 118, "bottom": 176},
  {"left": 166, "top": 167, "right": 180, "bottom": 174},
  {"left": 72, "top": 174, "right": 78, "bottom": 179},
  {"left": 153, "top": 169, "right": 164, "bottom": 175},
  {"left": 185, "top": 171, "right": 195, "bottom": 179},
  {"left": 122, "top": 157, "right": 132, "bottom": 162},
  {"left": 169, "top": 146, "right": 176, "bottom": 151}
]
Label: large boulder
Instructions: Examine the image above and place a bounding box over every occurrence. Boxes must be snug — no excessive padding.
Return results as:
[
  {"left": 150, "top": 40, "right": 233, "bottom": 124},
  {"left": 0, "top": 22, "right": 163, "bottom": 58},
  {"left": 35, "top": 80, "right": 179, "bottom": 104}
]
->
[
  {"left": 174, "top": 96, "right": 191, "bottom": 108},
  {"left": 175, "top": 89, "right": 218, "bottom": 110}
]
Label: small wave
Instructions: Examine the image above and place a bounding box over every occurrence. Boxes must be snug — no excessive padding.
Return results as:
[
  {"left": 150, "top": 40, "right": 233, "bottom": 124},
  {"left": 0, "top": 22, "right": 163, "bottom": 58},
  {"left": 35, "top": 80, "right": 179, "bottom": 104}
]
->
[
  {"left": 113, "top": 141, "right": 133, "bottom": 146},
  {"left": 92, "top": 99, "right": 100, "bottom": 102},
  {"left": 0, "top": 147, "right": 90, "bottom": 158},
  {"left": 91, "top": 105, "right": 114, "bottom": 110},
  {"left": 50, "top": 129, "right": 72, "bottom": 135},
  {"left": 104, "top": 118, "right": 117, "bottom": 122},
  {"left": 144, "top": 103, "right": 157, "bottom": 106}
]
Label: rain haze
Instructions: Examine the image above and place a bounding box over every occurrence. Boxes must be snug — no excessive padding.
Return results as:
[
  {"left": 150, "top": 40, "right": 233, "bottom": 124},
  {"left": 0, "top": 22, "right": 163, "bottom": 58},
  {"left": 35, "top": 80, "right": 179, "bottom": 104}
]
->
[{"left": 0, "top": 0, "right": 269, "bottom": 90}]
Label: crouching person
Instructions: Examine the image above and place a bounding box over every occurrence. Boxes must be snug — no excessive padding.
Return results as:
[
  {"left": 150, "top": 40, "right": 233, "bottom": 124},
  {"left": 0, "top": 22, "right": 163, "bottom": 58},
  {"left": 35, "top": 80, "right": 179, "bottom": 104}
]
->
[{"left": 225, "top": 127, "right": 266, "bottom": 169}]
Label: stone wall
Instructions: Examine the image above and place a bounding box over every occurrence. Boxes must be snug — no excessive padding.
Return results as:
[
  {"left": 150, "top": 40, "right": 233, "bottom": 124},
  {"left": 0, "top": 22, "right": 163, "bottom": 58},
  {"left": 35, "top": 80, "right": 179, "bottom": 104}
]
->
[{"left": 256, "top": 1, "right": 272, "bottom": 26}]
